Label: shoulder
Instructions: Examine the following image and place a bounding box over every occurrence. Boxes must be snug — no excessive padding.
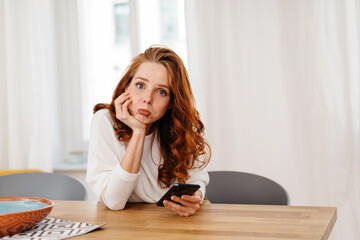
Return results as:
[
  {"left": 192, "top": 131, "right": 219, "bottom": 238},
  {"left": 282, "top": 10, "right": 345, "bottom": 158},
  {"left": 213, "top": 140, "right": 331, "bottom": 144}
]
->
[
  {"left": 90, "top": 109, "right": 115, "bottom": 131},
  {"left": 92, "top": 109, "right": 113, "bottom": 122}
]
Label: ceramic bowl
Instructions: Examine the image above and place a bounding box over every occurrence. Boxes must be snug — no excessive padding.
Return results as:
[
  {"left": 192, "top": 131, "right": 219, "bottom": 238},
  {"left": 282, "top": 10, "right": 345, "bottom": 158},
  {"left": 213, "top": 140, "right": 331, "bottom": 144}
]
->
[{"left": 0, "top": 197, "right": 54, "bottom": 237}]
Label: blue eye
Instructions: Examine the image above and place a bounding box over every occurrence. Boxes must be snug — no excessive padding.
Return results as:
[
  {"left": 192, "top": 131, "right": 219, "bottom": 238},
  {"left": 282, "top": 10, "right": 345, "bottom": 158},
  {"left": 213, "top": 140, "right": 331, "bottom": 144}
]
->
[
  {"left": 136, "top": 83, "right": 144, "bottom": 89},
  {"left": 158, "top": 90, "right": 167, "bottom": 96}
]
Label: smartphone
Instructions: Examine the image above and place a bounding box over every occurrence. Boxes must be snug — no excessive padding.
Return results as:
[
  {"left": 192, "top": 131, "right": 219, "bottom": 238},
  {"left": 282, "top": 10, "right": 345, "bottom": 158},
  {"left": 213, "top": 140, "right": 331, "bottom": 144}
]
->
[{"left": 156, "top": 183, "right": 200, "bottom": 207}]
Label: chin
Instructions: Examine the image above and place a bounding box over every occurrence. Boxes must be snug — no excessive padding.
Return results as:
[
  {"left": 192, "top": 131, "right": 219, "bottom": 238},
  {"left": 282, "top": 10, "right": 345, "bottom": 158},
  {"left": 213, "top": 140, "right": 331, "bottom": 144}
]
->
[{"left": 135, "top": 115, "right": 151, "bottom": 124}]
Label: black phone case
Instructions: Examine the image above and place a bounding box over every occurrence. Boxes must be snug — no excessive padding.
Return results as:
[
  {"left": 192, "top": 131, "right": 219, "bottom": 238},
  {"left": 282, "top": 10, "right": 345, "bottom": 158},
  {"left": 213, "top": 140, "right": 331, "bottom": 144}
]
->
[{"left": 156, "top": 183, "right": 200, "bottom": 207}]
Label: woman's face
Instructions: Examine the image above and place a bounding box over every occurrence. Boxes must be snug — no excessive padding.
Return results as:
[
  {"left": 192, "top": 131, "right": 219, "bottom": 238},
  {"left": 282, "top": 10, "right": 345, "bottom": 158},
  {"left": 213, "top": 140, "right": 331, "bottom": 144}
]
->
[{"left": 126, "top": 62, "right": 171, "bottom": 128}]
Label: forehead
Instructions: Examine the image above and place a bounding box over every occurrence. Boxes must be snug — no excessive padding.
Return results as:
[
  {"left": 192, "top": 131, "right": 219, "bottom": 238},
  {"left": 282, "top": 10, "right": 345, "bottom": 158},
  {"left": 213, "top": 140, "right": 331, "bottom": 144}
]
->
[{"left": 133, "top": 62, "right": 169, "bottom": 86}]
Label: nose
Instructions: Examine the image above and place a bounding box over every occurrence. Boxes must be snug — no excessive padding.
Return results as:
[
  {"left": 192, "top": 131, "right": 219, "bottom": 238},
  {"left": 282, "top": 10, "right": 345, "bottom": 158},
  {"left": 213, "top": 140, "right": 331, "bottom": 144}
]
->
[{"left": 142, "top": 90, "right": 152, "bottom": 104}]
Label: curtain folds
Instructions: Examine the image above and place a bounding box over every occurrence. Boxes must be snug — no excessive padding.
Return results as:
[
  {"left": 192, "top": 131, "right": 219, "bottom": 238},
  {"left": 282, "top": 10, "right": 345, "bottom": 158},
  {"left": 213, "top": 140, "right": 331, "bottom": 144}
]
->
[
  {"left": 185, "top": 0, "right": 360, "bottom": 239},
  {"left": 0, "top": 0, "right": 56, "bottom": 171},
  {"left": 0, "top": 0, "right": 83, "bottom": 171}
]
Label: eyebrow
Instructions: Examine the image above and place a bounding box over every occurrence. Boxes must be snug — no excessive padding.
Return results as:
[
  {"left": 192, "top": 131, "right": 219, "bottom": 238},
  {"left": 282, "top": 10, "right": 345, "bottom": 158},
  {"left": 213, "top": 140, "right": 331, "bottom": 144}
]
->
[{"left": 134, "top": 77, "right": 170, "bottom": 90}]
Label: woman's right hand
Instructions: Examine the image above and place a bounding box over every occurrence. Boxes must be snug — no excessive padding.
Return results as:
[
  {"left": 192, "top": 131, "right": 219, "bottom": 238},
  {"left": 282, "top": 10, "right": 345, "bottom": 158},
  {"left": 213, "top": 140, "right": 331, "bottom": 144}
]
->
[{"left": 114, "top": 92, "right": 146, "bottom": 133}]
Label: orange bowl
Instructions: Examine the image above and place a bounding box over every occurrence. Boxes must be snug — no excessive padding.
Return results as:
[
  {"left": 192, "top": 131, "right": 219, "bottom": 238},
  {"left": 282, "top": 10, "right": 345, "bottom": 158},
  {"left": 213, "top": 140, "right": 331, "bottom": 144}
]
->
[{"left": 0, "top": 197, "right": 54, "bottom": 237}]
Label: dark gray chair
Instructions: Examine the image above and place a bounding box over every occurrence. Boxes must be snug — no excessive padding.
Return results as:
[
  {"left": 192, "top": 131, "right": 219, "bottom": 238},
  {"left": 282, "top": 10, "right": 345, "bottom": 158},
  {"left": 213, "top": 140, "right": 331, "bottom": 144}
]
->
[
  {"left": 206, "top": 171, "right": 289, "bottom": 205},
  {"left": 0, "top": 172, "right": 87, "bottom": 200}
]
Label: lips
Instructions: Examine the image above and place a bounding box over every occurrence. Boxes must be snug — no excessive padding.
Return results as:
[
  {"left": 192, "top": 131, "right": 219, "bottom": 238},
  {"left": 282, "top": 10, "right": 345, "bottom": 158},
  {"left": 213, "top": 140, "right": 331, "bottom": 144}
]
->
[{"left": 138, "top": 109, "right": 151, "bottom": 116}]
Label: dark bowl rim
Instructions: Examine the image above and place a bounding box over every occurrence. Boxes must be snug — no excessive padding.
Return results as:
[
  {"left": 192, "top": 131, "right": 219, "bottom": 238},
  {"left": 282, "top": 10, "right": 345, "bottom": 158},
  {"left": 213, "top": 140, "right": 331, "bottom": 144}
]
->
[{"left": 0, "top": 197, "right": 55, "bottom": 217}]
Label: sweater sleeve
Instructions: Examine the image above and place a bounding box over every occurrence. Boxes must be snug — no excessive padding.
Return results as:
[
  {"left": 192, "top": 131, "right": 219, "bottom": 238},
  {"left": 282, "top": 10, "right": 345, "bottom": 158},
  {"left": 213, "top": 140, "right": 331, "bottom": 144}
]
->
[
  {"left": 187, "top": 167, "right": 209, "bottom": 203},
  {"left": 86, "top": 110, "right": 140, "bottom": 210},
  {"left": 186, "top": 151, "right": 210, "bottom": 203}
]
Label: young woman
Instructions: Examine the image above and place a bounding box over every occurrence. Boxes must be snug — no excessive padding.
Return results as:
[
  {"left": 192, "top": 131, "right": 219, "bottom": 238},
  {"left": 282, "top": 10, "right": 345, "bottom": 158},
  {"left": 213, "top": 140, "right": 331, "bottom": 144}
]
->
[{"left": 87, "top": 46, "right": 211, "bottom": 217}]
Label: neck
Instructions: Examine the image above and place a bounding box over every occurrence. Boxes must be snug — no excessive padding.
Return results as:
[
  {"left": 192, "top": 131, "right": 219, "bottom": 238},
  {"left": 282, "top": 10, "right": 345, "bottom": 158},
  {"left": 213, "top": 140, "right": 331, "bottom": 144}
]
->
[{"left": 146, "top": 124, "right": 154, "bottom": 135}]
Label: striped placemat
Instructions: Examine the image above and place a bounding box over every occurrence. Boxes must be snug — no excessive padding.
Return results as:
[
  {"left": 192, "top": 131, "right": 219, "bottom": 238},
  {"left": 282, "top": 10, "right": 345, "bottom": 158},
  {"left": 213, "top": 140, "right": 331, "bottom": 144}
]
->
[{"left": 2, "top": 218, "right": 105, "bottom": 240}]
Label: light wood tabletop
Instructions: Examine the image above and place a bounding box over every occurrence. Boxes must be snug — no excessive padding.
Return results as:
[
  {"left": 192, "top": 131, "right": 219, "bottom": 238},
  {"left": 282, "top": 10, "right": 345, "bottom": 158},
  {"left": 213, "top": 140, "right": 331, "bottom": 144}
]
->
[{"left": 49, "top": 201, "right": 336, "bottom": 240}]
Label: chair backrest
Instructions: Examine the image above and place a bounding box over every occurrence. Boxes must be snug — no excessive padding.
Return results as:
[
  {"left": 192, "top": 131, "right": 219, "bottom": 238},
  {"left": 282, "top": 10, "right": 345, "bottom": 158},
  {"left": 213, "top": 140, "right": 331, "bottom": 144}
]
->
[
  {"left": 206, "top": 171, "right": 289, "bottom": 205},
  {"left": 0, "top": 172, "right": 87, "bottom": 200}
]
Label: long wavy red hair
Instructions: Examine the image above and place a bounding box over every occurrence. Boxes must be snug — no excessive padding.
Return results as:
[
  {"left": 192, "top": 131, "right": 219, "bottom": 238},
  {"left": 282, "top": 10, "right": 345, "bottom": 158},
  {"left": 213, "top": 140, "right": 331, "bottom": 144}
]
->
[{"left": 94, "top": 46, "right": 211, "bottom": 187}]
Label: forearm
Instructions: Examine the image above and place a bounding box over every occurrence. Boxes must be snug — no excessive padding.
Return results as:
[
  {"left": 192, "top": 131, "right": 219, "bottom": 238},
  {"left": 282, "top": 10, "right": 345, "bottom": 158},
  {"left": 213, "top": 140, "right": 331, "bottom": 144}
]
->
[
  {"left": 103, "top": 131, "right": 146, "bottom": 209},
  {"left": 87, "top": 110, "right": 146, "bottom": 210},
  {"left": 120, "top": 130, "right": 146, "bottom": 173}
]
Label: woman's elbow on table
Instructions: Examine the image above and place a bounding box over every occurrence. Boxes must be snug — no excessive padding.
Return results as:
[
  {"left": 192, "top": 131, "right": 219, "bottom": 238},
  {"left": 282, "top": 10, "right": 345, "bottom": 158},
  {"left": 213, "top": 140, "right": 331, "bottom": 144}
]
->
[
  {"left": 104, "top": 202, "right": 126, "bottom": 211},
  {"left": 102, "top": 196, "right": 126, "bottom": 210}
]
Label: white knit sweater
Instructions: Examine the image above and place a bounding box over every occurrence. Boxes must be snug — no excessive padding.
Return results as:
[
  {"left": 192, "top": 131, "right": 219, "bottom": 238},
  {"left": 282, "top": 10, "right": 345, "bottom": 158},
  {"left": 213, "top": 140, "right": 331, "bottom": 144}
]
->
[{"left": 86, "top": 109, "right": 209, "bottom": 210}]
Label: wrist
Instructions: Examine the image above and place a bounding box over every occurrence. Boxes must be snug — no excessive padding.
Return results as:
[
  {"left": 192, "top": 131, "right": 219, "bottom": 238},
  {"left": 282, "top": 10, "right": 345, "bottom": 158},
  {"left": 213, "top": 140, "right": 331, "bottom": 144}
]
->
[
  {"left": 132, "top": 128, "right": 146, "bottom": 137},
  {"left": 195, "top": 189, "right": 203, "bottom": 199}
]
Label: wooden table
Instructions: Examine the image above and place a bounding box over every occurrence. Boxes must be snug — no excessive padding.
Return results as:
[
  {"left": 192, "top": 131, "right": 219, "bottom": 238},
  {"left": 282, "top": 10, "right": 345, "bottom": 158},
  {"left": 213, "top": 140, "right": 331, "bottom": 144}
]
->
[{"left": 49, "top": 201, "right": 336, "bottom": 240}]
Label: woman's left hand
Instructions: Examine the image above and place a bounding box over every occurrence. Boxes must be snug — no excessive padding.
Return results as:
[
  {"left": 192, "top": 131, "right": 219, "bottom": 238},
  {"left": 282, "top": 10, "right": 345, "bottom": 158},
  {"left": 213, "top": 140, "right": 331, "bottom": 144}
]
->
[{"left": 163, "top": 190, "right": 202, "bottom": 217}]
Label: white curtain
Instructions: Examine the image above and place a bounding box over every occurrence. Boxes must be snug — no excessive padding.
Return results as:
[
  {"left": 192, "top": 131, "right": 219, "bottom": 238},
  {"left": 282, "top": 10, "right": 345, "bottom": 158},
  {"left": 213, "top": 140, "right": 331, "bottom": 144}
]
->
[
  {"left": 185, "top": 0, "right": 360, "bottom": 239},
  {"left": 0, "top": 0, "right": 57, "bottom": 171},
  {"left": 0, "top": 0, "right": 83, "bottom": 171}
]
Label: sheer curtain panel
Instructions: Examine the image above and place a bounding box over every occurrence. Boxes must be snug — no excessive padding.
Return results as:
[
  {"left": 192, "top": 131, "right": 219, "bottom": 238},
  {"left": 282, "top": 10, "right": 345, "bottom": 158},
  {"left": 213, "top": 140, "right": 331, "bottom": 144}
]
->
[
  {"left": 0, "top": 0, "right": 82, "bottom": 171},
  {"left": 185, "top": 0, "right": 360, "bottom": 239},
  {"left": 0, "top": 0, "right": 57, "bottom": 171}
]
